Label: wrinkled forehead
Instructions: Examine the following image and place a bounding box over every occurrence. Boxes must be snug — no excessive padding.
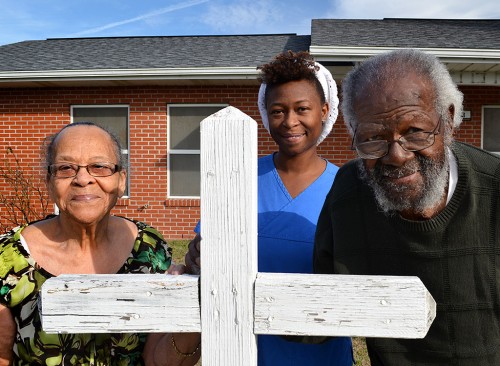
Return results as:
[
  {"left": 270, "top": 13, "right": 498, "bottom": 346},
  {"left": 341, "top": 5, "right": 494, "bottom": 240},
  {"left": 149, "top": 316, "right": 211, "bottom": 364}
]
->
[
  {"left": 55, "top": 125, "right": 110, "bottom": 142},
  {"left": 52, "top": 125, "right": 115, "bottom": 156},
  {"left": 353, "top": 72, "right": 436, "bottom": 118}
]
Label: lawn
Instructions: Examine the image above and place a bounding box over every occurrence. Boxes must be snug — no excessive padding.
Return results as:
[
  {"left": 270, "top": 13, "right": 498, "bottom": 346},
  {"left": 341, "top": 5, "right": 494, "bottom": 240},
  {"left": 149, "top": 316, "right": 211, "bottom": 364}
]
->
[{"left": 169, "top": 239, "right": 371, "bottom": 366}]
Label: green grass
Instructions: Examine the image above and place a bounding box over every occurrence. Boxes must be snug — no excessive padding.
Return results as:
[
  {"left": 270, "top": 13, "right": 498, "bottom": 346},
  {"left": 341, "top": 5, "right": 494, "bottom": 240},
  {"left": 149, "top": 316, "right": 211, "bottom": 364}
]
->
[
  {"left": 353, "top": 337, "right": 371, "bottom": 365},
  {"left": 168, "top": 239, "right": 371, "bottom": 365},
  {"left": 169, "top": 239, "right": 191, "bottom": 265}
]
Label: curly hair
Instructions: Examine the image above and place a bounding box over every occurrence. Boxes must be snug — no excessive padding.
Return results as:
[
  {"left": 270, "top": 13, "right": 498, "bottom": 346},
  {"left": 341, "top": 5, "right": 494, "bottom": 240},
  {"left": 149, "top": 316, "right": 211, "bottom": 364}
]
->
[{"left": 257, "top": 51, "right": 325, "bottom": 104}]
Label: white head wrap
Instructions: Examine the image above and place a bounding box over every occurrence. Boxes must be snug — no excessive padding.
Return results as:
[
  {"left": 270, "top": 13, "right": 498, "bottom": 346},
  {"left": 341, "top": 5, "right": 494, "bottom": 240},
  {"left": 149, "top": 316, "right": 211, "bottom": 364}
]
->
[{"left": 257, "top": 62, "right": 339, "bottom": 145}]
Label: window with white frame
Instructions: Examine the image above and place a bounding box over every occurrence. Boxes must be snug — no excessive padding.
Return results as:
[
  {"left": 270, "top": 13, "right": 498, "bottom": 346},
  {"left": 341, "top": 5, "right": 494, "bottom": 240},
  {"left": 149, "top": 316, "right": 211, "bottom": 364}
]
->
[
  {"left": 71, "top": 105, "right": 130, "bottom": 196},
  {"left": 168, "top": 104, "right": 226, "bottom": 198},
  {"left": 482, "top": 106, "right": 500, "bottom": 155}
]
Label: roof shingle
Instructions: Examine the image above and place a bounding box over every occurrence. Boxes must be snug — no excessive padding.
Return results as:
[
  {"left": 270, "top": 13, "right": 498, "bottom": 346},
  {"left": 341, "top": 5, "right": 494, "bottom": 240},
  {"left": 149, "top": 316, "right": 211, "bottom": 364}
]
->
[
  {"left": 0, "top": 34, "right": 310, "bottom": 71},
  {"left": 312, "top": 19, "right": 500, "bottom": 49}
]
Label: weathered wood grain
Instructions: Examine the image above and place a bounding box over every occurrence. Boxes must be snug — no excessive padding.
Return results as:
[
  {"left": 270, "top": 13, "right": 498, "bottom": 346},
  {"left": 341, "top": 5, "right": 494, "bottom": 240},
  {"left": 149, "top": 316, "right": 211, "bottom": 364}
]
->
[
  {"left": 254, "top": 273, "right": 436, "bottom": 339},
  {"left": 199, "top": 106, "right": 259, "bottom": 365},
  {"left": 40, "top": 274, "right": 200, "bottom": 334}
]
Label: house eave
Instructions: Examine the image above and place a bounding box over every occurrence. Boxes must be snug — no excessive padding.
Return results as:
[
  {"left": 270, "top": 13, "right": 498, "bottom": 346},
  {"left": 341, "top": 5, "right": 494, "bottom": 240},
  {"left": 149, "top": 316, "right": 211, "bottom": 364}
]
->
[
  {"left": 0, "top": 67, "right": 261, "bottom": 88},
  {"left": 310, "top": 46, "right": 500, "bottom": 63},
  {"left": 312, "top": 46, "right": 500, "bottom": 86}
]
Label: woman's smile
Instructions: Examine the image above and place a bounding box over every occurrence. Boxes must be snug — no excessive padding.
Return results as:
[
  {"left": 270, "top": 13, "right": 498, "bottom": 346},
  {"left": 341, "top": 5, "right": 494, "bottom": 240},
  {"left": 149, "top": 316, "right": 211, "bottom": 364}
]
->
[
  {"left": 71, "top": 193, "right": 100, "bottom": 202},
  {"left": 281, "top": 131, "right": 306, "bottom": 143}
]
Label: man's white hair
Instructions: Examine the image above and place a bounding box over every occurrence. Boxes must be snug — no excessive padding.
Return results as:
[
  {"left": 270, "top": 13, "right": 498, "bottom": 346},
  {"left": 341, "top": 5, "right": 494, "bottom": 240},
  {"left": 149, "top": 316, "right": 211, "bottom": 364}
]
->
[{"left": 341, "top": 49, "right": 464, "bottom": 136}]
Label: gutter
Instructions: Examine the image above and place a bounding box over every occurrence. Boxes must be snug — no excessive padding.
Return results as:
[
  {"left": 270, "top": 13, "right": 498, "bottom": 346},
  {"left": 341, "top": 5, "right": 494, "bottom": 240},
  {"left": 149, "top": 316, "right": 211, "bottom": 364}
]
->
[
  {"left": 310, "top": 46, "right": 500, "bottom": 64},
  {"left": 0, "top": 66, "right": 260, "bottom": 83}
]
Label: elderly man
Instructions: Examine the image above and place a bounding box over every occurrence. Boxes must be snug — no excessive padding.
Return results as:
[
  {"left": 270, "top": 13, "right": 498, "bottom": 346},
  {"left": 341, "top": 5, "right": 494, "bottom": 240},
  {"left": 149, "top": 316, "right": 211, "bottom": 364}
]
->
[{"left": 314, "top": 49, "right": 500, "bottom": 365}]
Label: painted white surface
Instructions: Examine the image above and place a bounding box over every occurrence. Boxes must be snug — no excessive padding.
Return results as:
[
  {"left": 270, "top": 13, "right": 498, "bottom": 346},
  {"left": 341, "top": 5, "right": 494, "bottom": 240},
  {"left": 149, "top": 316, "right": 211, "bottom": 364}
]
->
[
  {"left": 42, "top": 272, "right": 436, "bottom": 340},
  {"left": 254, "top": 273, "right": 435, "bottom": 339},
  {"left": 40, "top": 274, "right": 200, "bottom": 333},
  {"left": 199, "top": 106, "right": 259, "bottom": 365}
]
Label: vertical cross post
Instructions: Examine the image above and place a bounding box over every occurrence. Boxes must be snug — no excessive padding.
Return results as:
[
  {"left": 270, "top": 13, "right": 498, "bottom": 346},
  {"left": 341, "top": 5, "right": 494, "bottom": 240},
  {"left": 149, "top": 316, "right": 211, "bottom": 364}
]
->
[{"left": 199, "top": 106, "right": 258, "bottom": 365}]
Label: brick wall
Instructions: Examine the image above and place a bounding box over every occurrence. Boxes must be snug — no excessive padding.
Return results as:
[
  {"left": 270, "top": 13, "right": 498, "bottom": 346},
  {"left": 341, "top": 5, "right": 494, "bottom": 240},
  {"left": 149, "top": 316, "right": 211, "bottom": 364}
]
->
[
  {"left": 0, "top": 84, "right": 499, "bottom": 239},
  {"left": 456, "top": 85, "right": 500, "bottom": 146}
]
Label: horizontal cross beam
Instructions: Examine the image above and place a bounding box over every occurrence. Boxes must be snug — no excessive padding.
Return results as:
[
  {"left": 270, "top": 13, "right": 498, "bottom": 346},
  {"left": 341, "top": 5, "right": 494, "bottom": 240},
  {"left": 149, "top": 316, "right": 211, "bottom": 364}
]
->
[{"left": 41, "top": 272, "right": 435, "bottom": 339}]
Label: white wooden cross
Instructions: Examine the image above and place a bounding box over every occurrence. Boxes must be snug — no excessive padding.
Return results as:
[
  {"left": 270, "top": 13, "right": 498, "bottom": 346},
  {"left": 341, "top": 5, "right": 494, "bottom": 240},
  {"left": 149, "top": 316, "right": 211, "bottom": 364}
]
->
[{"left": 40, "top": 106, "right": 436, "bottom": 365}]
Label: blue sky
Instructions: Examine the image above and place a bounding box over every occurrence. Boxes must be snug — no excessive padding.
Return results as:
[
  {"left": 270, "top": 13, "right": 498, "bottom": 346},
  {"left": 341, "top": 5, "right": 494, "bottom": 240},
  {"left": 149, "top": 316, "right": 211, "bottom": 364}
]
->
[{"left": 1, "top": 0, "right": 499, "bottom": 46}]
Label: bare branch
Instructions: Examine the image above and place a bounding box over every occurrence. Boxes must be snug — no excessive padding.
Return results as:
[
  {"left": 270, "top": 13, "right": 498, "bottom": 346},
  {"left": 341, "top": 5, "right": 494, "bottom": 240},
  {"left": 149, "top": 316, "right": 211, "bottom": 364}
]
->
[{"left": 0, "top": 148, "right": 50, "bottom": 233}]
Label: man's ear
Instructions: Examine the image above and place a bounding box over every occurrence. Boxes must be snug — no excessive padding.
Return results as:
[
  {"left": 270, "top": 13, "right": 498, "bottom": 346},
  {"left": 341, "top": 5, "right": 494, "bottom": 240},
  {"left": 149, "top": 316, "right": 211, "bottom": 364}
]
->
[{"left": 447, "top": 105, "right": 455, "bottom": 129}]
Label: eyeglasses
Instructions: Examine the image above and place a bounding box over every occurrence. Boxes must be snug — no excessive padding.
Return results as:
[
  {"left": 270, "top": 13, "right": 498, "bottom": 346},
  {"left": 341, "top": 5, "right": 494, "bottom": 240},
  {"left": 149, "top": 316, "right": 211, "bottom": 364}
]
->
[
  {"left": 48, "top": 163, "right": 120, "bottom": 178},
  {"left": 351, "top": 119, "right": 442, "bottom": 159}
]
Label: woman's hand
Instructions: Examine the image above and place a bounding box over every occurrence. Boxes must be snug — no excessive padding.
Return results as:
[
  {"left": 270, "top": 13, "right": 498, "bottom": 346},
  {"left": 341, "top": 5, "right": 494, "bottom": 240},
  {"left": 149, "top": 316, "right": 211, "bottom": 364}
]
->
[
  {"left": 167, "top": 263, "right": 186, "bottom": 275},
  {"left": 143, "top": 332, "right": 201, "bottom": 366}
]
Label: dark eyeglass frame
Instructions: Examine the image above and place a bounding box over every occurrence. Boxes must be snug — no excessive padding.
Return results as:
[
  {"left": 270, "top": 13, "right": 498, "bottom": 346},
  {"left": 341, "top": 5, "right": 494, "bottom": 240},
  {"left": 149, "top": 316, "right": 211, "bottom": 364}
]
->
[
  {"left": 351, "top": 118, "right": 442, "bottom": 159},
  {"left": 48, "top": 162, "right": 121, "bottom": 178}
]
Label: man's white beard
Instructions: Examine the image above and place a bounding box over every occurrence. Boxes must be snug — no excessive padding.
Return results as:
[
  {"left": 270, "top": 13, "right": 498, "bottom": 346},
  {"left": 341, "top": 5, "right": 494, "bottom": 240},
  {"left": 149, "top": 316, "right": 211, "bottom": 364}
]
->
[{"left": 357, "top": 150, "right": 449, "bottom": 216}]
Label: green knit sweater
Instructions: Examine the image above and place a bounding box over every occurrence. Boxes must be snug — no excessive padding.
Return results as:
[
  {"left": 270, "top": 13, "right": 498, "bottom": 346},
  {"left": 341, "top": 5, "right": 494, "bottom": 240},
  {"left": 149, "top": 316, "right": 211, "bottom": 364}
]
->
[{"left": 314, "top": 142, "right": 500, "bottom": 366}]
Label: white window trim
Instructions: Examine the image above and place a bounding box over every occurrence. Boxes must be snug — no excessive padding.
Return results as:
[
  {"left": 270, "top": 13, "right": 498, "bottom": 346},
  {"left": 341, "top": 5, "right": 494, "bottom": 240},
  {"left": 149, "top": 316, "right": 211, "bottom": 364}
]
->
[
  {"left": 481, "top": 105, "right": 500, "bottom": 155},
  {"left": 167, "top": 103, "right": 227, "bottom": 199}
]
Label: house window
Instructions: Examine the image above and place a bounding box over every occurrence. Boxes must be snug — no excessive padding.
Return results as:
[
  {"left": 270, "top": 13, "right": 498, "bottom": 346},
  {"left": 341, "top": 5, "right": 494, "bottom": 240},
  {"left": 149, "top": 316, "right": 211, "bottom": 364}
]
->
[
  {"left": 71, "top": 105, "right": 129, "bottom": 196},
  {"left": 168, "top": 104, "right": 226, "bottom": 198},
  {"left": 482, "top": 106, "right": 500, "bottom": 155}
]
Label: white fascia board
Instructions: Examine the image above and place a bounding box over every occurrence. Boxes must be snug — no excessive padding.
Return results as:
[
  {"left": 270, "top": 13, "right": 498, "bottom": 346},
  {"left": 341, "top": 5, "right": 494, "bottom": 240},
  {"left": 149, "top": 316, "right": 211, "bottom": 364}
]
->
[
  {"left": 311, "top": 46, "right": 500, "bottom": 63},
  {"left": 0, "top": 66, "right": 259, "bottom": 82}
]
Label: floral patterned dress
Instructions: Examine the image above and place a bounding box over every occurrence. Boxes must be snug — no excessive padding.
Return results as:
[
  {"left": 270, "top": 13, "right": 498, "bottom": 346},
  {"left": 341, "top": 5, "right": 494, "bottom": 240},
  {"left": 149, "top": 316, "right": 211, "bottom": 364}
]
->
[{"left": 0, "top": 217, "right": 172, "bottom": 366}]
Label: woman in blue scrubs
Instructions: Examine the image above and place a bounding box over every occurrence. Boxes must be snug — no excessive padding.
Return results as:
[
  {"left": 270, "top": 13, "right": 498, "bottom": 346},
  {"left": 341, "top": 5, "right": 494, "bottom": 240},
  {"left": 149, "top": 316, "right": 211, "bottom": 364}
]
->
[
  {"left": 255, "top": 51, "right": 353, "bottom": 366},
  {"left": 187, "top": 51, "right": 353, "bottom": 365}
]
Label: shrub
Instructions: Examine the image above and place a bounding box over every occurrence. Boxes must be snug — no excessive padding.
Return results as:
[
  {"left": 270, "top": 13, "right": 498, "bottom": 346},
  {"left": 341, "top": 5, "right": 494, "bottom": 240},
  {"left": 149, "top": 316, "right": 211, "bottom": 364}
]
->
[{"left": 0, "top": 147, "right": 50, "bottom": 233}]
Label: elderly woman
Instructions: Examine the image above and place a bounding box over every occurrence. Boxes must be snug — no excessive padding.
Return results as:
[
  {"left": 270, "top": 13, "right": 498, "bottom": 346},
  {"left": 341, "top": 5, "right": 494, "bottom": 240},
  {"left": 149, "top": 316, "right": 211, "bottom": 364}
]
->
[{"left": 0, "top": 122, "right": 200, "bottom": 366}]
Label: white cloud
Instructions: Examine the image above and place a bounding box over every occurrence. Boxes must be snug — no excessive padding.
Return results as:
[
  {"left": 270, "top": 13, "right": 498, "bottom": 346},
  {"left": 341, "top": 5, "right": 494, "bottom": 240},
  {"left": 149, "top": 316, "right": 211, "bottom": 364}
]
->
[
  {"left": 331, "top": 0, "right": 500, "bottom": 19},
  {"left": 202, "top": 0, "right": 283, "bottom": 33},
  {"left": 70, "top": 0, "right": 209, "bottom": 36}
]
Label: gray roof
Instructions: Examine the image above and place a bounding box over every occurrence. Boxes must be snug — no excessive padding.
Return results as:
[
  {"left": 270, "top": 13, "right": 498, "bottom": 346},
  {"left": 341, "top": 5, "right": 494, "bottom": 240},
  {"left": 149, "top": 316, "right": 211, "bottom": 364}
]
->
[
  {"left": 0, "top": 34, "right": 310, "bottom": 71},
  {"left": 312, "top": 18, "right": 500, "bottom": 49},
  {"left": 1, "top": 19, "right": 499, "bottom": 87},
  {"left": 2, "top": 19, "right": 500, "bottom": 73}
]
